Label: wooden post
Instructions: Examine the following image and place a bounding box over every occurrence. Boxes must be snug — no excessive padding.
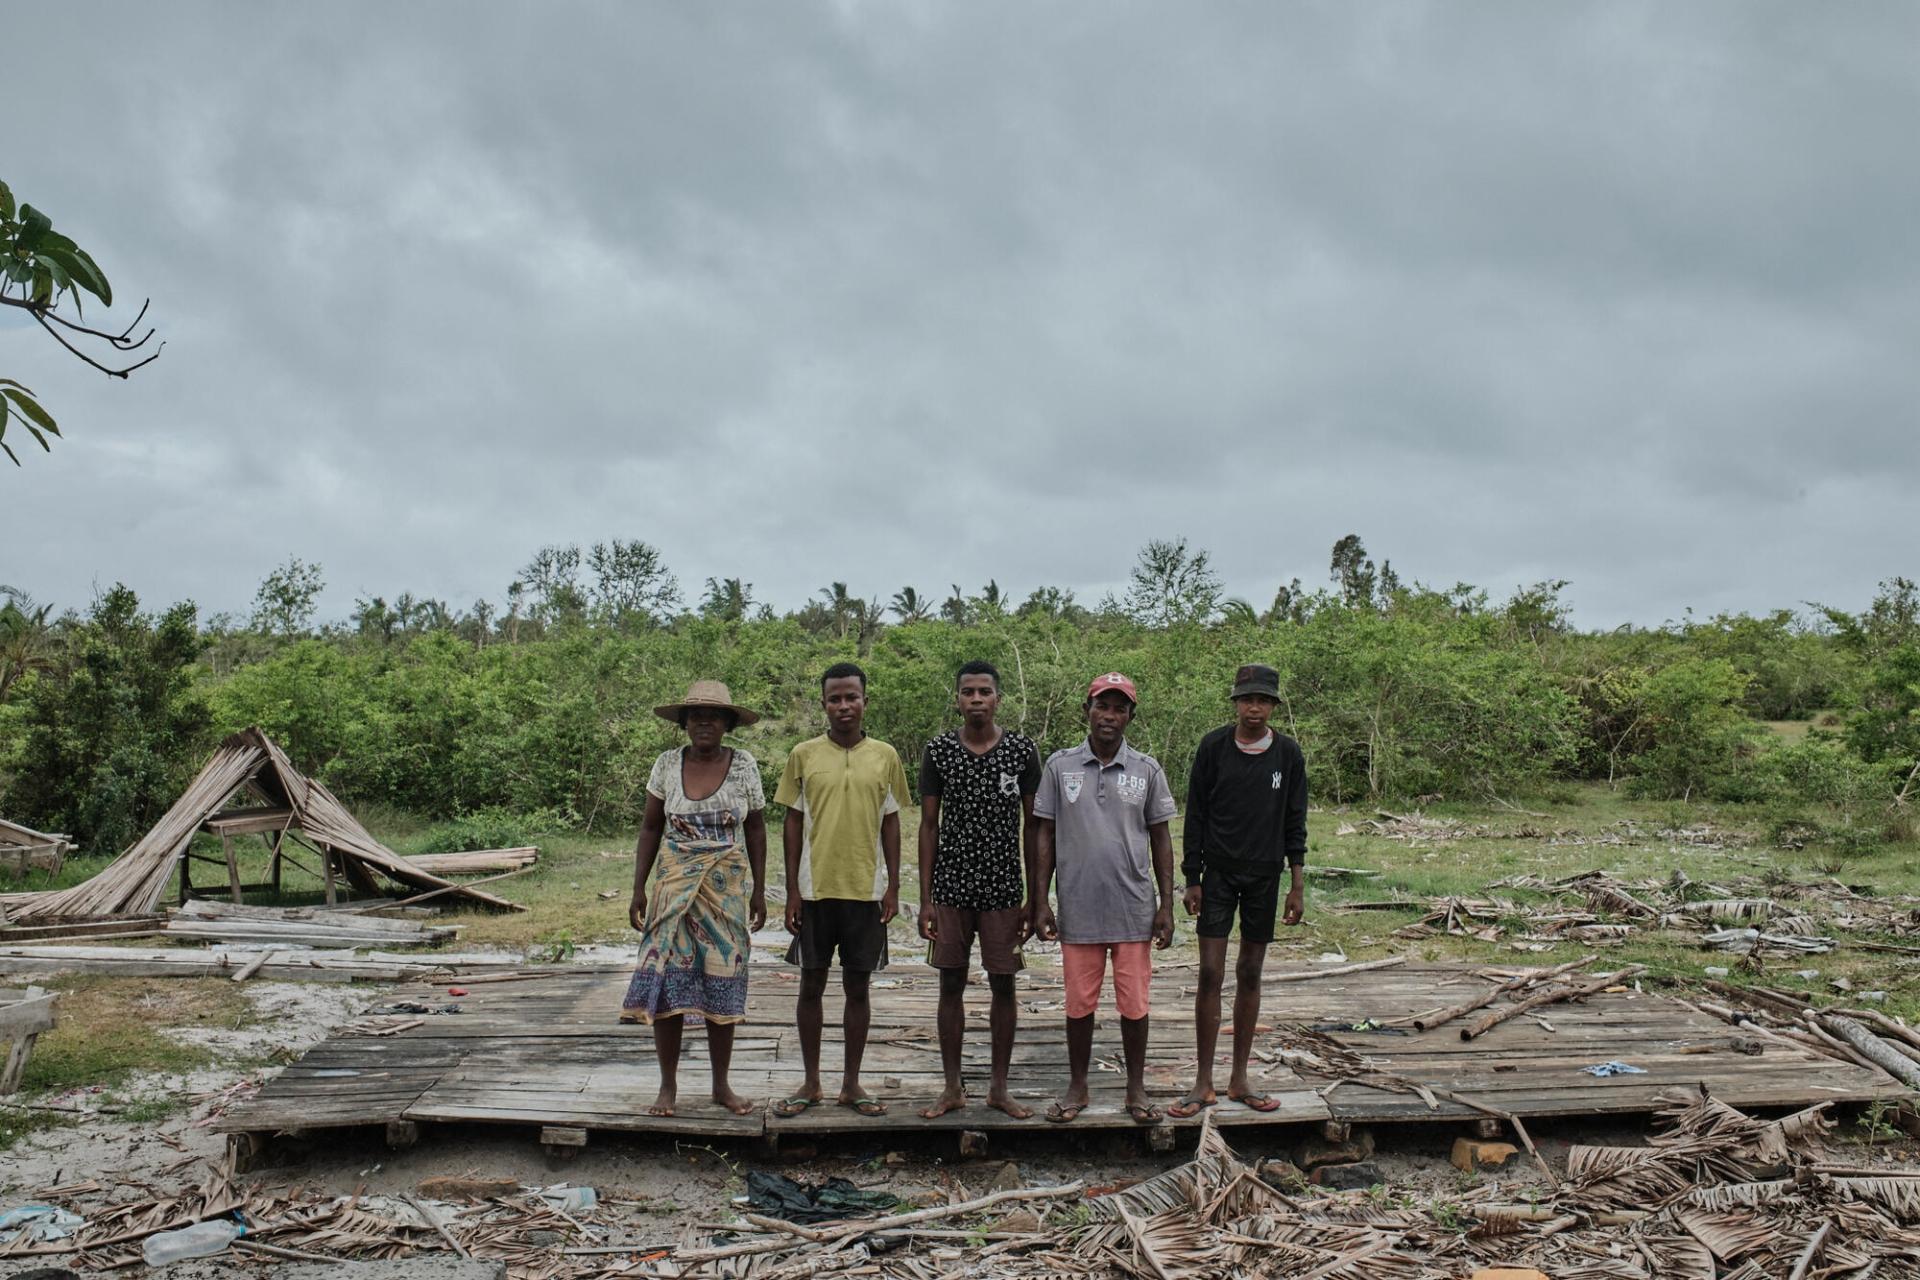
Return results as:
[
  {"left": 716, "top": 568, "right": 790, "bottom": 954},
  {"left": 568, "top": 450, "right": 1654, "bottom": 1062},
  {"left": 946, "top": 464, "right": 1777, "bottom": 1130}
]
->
[
  {"left": 223, "top": 833, "right": 244, "bottom": 904},
  {"left": 179, "top": 845, "right": 193, "bottom": 903},
  {"left": 227, "top": 1131, "right": 266, "bottom": 1174},
  {"left": 322, "top": 850, "right": 337, "bottom": 906},
  {"left": 268, "top": 829, "right": 284, "bottom": 894},
  {"left": 1, "top": 985, "right": 54, "bottom": 1095}
]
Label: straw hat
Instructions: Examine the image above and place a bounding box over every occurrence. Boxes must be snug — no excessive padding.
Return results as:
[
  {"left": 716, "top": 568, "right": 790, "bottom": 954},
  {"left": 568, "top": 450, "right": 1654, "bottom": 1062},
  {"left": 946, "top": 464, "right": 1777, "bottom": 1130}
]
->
[{"left": 653, "top": 679, "right": 761, "bottom": 727}]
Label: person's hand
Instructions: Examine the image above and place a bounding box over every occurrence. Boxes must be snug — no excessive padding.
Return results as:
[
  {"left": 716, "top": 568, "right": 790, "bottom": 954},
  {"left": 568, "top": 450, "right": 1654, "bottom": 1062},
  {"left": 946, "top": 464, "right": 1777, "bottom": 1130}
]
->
[
  {"left": 1152, "top": 906, "right": 1174, "bottom": 950},
  {"left": 784, "top": 895, "right": 804, "bottom": 935},
  {"left": 1182, "top": 884, "right": 1203, "bottom": 918},
  {"left": 749, "top": 890, "right": 767, "bottom": 933},
  {"left": 880, "top": 886, "right": 899, "bottom": 926},
  {"left": 1283, "top": 884, "right": 1305, "bottom": 926},
  {"left": 628, "top": 891, "right": 647, "bottom": 932},
  {"left": 1015, "top": 904, "right": 1034, "bottom": 944},
  {"left": 1032, "top": 902, "right": 1058, "bottom": 942},
  {"left": 917, "top": 903, "right": 937, "bottom": 942}
]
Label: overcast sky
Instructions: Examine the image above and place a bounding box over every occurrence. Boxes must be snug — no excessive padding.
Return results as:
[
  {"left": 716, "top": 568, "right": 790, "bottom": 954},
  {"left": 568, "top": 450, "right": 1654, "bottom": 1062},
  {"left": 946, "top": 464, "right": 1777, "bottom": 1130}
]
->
[{"left": 4, "top": 3, "right": 1915, "bottom": 629}]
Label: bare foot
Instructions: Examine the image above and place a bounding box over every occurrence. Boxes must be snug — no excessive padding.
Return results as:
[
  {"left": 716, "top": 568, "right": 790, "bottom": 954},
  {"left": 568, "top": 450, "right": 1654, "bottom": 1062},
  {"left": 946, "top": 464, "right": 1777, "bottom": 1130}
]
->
[
  {"left": 647, "top": 1086, "right": 676, "bottom": 1117},
  {"left": 921, "top": 1086, "right": 967, "bottom": 1119},
  {"left": 985, "top": 1091, "right": 1034, "bottom": 1120},
  {"left": 712, "top": 1085, "right": 755, "bottom": 1116}
]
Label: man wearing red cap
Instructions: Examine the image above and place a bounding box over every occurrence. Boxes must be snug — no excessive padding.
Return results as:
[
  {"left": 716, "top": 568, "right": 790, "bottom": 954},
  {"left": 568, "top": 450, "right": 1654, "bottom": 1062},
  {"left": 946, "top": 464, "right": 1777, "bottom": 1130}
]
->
[{"left": 1031, "top": 672, "right": 1178, "bottom": 1124}]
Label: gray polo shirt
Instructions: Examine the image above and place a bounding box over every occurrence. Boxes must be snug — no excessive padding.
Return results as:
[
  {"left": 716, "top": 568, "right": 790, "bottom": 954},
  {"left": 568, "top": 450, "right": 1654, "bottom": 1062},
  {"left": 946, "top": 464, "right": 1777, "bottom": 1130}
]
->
[{"left": 1033, "top": 738, "right": 1178, "bottom": 944}]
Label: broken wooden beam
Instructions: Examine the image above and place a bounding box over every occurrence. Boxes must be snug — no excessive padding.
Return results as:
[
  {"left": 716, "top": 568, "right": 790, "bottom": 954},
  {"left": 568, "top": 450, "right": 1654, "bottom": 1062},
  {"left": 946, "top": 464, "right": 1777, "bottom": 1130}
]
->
[{"left": 1461, "top": 965, "right": 1646, "bottom": 1041}]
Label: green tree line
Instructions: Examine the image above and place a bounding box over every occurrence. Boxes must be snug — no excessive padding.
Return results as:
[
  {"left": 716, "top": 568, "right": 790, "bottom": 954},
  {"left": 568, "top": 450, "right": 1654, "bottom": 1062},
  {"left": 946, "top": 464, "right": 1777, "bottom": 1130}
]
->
[{"left": 2, "top": 540, "right": 1915, "bottom": 861}]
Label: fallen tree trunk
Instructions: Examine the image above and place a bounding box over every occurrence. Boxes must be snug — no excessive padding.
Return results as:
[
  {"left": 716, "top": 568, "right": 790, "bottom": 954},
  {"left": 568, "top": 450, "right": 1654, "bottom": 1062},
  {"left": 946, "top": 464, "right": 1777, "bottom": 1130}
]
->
[{"left": 1820, "top": 1013, "right": 1920, "bottom": 1090}]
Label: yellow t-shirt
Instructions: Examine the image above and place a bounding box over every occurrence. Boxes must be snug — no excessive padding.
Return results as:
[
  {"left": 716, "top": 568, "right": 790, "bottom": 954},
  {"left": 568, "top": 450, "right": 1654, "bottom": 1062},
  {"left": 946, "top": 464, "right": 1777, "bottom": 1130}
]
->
[{"left": 774, "top": 735, "right": 909, "bottom": 902}]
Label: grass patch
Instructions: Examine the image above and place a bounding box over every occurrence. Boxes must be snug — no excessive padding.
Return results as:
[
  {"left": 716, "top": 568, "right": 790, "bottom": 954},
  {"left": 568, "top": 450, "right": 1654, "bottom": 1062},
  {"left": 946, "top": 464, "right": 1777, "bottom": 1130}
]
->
[{"left": 20, "top": 977, "right": 258, "bottom": 1095}]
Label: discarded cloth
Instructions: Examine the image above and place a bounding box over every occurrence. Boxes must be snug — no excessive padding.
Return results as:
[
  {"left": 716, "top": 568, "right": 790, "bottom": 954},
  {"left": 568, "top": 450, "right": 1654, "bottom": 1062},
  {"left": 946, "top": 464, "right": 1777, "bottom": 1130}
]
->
[
  {"left": 744, "top": 1172, "right": 901, "bottom": 1225},
  {"left": 0, "top": 1204, "right": 85, "bottom": 1244},
  {"left": 1581, "top": 1061, "right": 1647, "bottom": 1077}
]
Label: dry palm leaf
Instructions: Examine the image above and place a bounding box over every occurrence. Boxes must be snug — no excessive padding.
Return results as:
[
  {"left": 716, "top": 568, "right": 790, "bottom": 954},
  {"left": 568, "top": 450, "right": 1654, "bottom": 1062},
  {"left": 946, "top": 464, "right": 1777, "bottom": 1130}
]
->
[
  {"left": 1672, "top": 1206, "right": 1773, "bottom": 1261},
  {"left": 1585, "top": 882, "right": 1660, "bottom": 919},
  {"left": 1834, "top": 1176, "right": 1920, "bottom": 1221},
  {"left": 1676, "top": 898, "right": 1776, "bottom": 922}
]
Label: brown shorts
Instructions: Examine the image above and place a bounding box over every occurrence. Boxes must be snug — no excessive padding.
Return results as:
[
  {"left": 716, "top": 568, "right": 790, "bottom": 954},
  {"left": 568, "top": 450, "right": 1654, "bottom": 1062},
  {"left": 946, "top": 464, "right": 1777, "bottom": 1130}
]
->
[{"left": 929, "top": 904, "right": 1026, "bottom": 975}]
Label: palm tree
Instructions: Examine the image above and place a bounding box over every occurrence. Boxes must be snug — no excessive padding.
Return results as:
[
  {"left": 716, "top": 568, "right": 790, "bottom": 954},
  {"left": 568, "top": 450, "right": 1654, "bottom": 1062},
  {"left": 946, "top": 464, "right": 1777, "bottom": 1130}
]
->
[
  {"left": 890, "top": 586, "right": 931, "bottom": 624},
  {"left": 941, "top": 584, "right": 970, "bottom": 626},
  {"left": 819, "top": 582, "right": 856, "bottom": 638},
  {"left": 701, "top": 577, "right": 754, "bottom": 622},
  {"left": 1218, "top": 598, "right": 1259, "bottom": 628},
  {"left": 856, "top": 598, "right": 887, "bottom": 655},
  {"left": 0, "top": 587, "right": 55, "bottom": 703}
]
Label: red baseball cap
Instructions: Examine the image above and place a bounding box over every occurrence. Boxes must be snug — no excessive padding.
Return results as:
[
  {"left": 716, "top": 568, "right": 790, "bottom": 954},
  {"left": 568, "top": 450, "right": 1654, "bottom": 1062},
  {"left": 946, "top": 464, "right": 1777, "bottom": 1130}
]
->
[{"left": 1086, "top": 671, "right": 1138, "bottom": 704}]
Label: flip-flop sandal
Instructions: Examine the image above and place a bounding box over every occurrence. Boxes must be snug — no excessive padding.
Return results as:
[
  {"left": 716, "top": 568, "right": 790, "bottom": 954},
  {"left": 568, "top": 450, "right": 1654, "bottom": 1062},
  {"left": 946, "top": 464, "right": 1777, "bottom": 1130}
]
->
[
  {"left": 771, "top": 1095, "right": 822, "bottom": 1118},
  {"left": 1127, "top": 1102, "right": 1164, "bottom": 1125},
  {"left": 1230, "top": 1092, "right": 1282, "bottom": 1113},
  {"left": 843, "top": 1096, "right": 887, "bottom": 1117},
  {"left": 1167, "top": 1098, "right": 1215, "bottom": 1119},
  {"left": 1045, "top": 1101, "right": 1086, "bottom": 1124}
]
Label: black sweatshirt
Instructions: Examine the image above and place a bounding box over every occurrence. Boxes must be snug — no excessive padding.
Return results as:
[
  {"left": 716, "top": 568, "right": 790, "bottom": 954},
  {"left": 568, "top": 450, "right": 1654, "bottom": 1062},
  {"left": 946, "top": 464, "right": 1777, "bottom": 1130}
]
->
[{"left": 1181, "top": 725, "right": 1309, "bottom": 883}]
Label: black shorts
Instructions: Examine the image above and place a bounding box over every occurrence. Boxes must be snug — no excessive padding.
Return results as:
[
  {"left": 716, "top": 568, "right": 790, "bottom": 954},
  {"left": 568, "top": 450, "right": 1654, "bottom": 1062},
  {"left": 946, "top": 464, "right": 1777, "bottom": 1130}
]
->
[
  {"left": 786, "top": 899, "right": 890, "bottom": 972},
  {"left": 1196, "top": 866, "right": 1281, "bottom": 944}
]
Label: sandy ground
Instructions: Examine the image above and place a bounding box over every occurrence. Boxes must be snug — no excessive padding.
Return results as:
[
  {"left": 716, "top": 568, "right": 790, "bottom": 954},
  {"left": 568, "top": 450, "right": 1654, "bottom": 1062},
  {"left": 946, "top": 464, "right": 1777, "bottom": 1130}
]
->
[{"left": 7, "top": 967, "right": 1920, "bottom": 1272}]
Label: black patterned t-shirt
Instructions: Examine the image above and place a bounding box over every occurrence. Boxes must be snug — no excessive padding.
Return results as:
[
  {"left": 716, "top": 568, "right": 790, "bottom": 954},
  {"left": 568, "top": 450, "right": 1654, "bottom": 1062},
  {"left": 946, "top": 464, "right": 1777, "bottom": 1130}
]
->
[{"left": 920, "top": 729, "right": 1042, "bottom": 911}]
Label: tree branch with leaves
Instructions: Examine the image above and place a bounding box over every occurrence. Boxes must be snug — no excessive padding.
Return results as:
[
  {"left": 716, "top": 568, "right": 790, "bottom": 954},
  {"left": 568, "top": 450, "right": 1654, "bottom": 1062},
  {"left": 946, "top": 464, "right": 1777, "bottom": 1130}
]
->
[{"left": 0, "top": 179, "right": 162, "bottom": 465}]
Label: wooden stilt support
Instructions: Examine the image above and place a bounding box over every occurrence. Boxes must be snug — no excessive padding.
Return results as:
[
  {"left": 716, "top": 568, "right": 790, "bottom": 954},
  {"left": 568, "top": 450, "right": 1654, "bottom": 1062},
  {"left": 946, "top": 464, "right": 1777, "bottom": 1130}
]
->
[
  {"left": 223, "top": 833, "right": 244, "bottom": 904},
  {"left": 227, "top": 1131, "right": 266, "bottom": 1173},
  {"left": 541, "top": 1125, "right": 587, "bottom": 1160}
]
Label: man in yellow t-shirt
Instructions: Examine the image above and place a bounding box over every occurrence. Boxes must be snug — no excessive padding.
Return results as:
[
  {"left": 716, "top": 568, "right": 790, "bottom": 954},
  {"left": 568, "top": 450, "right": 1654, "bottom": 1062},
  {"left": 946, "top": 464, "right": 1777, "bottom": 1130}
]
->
[{"left": 771, "top": 661, "right": 910, "bottom": 1120}]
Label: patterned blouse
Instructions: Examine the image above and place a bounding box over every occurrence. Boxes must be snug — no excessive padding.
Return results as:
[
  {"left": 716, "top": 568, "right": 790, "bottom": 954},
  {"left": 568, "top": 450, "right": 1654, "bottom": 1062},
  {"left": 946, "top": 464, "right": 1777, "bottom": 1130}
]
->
[{"left": 646, "top": 747, "right": 765, "bottom": 847}]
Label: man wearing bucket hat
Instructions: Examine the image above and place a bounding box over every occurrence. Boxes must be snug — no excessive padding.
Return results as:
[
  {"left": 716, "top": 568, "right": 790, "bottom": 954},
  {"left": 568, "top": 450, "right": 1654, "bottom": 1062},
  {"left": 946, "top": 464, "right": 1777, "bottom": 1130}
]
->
[
  {"left": 1031, "top": 671, "right": 1178, "bottom": 1124},
  {"left": 1170, "top": 662, "right": 1308, "bottom": 1119}
]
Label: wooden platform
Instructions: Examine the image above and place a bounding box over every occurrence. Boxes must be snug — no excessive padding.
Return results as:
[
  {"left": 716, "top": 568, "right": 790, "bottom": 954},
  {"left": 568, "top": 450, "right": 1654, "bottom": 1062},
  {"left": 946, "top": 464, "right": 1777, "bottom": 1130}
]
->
[{"left": 216, "top": 960, "right": 1906, "bottom": 1146}]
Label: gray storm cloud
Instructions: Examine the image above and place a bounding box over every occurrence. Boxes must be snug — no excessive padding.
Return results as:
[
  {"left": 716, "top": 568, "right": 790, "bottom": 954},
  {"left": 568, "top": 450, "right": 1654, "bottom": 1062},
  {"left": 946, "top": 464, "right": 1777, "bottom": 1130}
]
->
[{"left": 3, "top": 2, "right": 1914, "bottom": 627}]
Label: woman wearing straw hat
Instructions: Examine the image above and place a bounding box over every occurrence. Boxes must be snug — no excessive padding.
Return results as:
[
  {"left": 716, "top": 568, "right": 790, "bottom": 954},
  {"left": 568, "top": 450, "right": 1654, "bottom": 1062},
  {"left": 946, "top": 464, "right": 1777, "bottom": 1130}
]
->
[{"left": 622, "top": 680, "right": 768, "bottom": 1117}]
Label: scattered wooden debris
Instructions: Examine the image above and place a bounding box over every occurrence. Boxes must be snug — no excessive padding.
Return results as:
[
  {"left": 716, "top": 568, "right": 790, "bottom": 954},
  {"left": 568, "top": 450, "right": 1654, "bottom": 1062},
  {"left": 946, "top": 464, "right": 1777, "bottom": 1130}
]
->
[
  {"left": 163, "top": 898, "right": 460, "bottom": 949},
  {"left": 1, "top": 983, "right": 57, "bottom": 1094},
  {"left": 0, "top": 727, "right": 524, "bottom": 921},
  {"left": 0, "top": 943, "right": 461, "bottom": 983},
  {"left": 407, "top": 847, "right": 540, "bottom": 876},
  {"left": 0, "top": 816, "right": 72, "bottom": 879}
]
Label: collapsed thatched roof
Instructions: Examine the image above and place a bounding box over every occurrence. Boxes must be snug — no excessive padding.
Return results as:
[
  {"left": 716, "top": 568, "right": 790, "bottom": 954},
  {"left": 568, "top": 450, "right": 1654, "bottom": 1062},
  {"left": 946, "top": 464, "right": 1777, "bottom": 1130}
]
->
[{"left": 1, "top": 728, "right": 523, "bottom": 920}]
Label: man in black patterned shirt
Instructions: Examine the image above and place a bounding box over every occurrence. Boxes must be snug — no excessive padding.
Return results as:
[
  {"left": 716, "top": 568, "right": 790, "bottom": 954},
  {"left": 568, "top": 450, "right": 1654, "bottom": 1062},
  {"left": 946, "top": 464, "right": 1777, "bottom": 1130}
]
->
[{"left": 915, "top": 659, "right": 1042, "bottom": 1119}]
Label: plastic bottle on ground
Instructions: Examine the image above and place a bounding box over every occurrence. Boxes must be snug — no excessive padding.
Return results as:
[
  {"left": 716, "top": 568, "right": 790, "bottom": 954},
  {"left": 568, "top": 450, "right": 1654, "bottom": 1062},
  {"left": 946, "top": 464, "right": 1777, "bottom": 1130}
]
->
[{"left": 141, "top": 1217, "right": 245, "bottom": 1265}]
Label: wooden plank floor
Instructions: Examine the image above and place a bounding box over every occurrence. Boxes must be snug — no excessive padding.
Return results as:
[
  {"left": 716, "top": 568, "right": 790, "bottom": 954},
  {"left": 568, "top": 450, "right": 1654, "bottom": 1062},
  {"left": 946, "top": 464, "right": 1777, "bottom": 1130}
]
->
[{"left": 217, "top": 960, "right": 1906, "bottom": 1143}]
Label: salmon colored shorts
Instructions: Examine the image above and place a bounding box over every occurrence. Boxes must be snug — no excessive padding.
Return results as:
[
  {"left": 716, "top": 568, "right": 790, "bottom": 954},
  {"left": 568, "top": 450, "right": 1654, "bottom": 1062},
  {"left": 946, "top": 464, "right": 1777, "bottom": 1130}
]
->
[{"left": 1061, "top": 941, "right": 1152, "bottom": 1020}]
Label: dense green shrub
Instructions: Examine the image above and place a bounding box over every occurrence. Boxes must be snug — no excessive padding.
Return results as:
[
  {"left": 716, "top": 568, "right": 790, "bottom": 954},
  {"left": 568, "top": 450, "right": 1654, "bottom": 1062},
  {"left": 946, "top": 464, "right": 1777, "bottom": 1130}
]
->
[
  {"left": 1737, "top": 736, "right": 1896, "bottom": 853},
  {"left": 10, "top": 585, "right": 210, "bottom": 854},
  {"left": 7, "top": 566, "right": 1911, "bottom": 847},
  {"left": 1623, "top": 659, "right": 1765, "bottom": 800},
  {"left": 413, "top": 805, "right": 575, "bottom": 854}
]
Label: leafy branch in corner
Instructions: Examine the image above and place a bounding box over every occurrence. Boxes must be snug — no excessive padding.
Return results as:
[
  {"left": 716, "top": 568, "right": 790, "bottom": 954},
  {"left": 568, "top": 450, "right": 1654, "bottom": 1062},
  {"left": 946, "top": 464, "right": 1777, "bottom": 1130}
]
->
[{"left": 0, "top": 177, "right": 163, "bottom": 465}]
